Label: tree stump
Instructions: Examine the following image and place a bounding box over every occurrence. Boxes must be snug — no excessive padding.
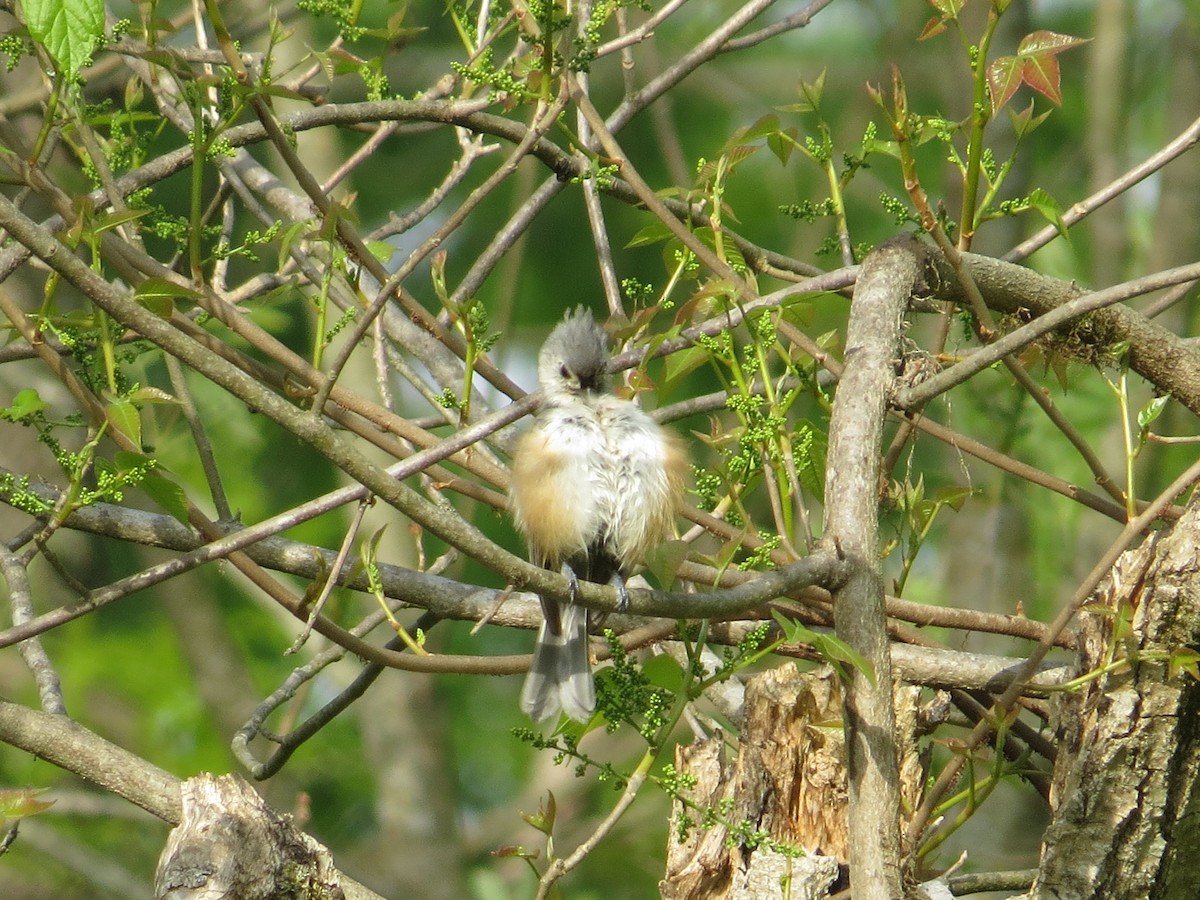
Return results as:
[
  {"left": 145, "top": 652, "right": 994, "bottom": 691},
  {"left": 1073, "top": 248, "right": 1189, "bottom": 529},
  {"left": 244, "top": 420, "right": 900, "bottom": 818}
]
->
[{"left": 662, "top": 666, "right": 930, "bottom": 899}]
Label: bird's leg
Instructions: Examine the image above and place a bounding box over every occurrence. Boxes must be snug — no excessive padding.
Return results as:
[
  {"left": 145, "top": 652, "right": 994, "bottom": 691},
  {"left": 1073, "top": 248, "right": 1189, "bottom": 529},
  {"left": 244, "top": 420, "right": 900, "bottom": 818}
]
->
[
  {"left": 608, "top": 571, "right": 630, "bottom": 613},
  {"left": 560, "top": 562, "right": 580, "bottom": 604}
]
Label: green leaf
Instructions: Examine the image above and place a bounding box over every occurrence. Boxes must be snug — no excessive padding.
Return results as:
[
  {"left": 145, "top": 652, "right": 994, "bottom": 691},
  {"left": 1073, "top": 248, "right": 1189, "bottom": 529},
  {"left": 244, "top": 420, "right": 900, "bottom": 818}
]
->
[
  {"left": 1169, "top": 647, "right": 1200, "bottom": 681},
  {"left": 640, "top": 652, "right": 685, "bottom": 692},
  {"left": 91, "top": 207, "right": 151, "bottom": 234},
  {"left": 813, "top": 631, "right": 875, "bottom": 686},
  {"left": 766, "top": 126, "right": 797, "bottom": 166},
  {"left": 105, "top": 397, "right": 141, "bottom": 447},
  {"left": 726, "top": 113, "right": 780, "bottom": 151},
  {"left": 127, "top": 386, "right": 178, "bottom": 406},
  {"left": 142, "top": 471, "right": 190, "bottom": 525},
  {"left": 2, "top": 387, "right": 48, "bottom": 421},
  {"left": 771, "top": 610, "right": 876, "bottom": 686},
  {"left": 1006, "top": 99, "right": 1053, "bottom": 139},
  {"left": 1137, "top": 394, "right": 1171, "bottom": 430},
  {"left": 519, "top": 792, "right": 556, "bottom": 834},
  {"left": 934, "top": 485, "right": 975, "bottom": 511},
  {"left": 625, "top": 221, "right": 674, "bottom": 249},
  {"left": 645, "top": 539, "right": 688, "bottom": 589},
  {"left": 663, "top": 344, "right": 710, "bottom": 385},
  {"left": 1026, "top": 187, "right": 1068, "bottom": 239},
  {"left": 23, "top": 0, "right": 105, "bottom": 79},
  {"left": 793, "top": 422, "right": 826, "bottom": 503},
  {"left": 135, "top": 278, "right": 200, "bottom": 318}
]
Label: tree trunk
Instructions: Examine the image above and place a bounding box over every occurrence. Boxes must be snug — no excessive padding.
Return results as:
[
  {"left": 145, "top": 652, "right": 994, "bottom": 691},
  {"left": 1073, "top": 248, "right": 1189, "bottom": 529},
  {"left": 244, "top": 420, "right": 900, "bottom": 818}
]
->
[{"left": 1030, "top": 496, "right": 1200, "bottom": 898}]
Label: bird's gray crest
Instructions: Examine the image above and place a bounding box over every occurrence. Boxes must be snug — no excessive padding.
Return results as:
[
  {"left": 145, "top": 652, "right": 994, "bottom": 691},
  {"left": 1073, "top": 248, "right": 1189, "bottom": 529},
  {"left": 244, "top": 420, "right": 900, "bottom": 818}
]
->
[{"left": 538, "top": 306, "right": 610, "bottom": 390}]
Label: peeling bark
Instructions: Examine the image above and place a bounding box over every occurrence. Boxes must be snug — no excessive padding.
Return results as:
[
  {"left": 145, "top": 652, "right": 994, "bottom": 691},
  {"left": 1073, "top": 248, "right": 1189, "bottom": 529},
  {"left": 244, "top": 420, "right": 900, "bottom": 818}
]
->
[
  {"left": 1030, "top": 496, "right": 1200, "bottom": 899},
  {"left": 662, "top": 667, "right": 933, "bottom": 900},
  {"left": 155, "top": 773, "right": 354, "bottom": 900}
]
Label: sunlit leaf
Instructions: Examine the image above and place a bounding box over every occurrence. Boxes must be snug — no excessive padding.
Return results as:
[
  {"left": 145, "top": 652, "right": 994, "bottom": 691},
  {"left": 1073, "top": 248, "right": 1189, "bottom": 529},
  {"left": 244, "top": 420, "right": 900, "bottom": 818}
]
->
[
  {"left": 0, "top": 787, "right": 55, "bottom": 822},
  {"left": 1017, "top": 30, "right": 1091, "bottom": 57},
  {"left": 23, "top": 0, "right": 104, "bottom": 78},
  {"left": 1015, "top": 31, "right": 1090, "bottom": 107},
  {"left": 1137, "top": 394, "right": 1170, "bottom": 429},
  {"left": 926, "top": 0, "right": 965, "bottom": 18}
]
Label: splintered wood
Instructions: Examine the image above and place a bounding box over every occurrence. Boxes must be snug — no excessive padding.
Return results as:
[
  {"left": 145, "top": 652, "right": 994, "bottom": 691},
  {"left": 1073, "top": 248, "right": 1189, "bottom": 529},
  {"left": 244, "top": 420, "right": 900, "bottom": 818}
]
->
[{"left": 661, "top": 666, "right": 930, "bottom": 900}]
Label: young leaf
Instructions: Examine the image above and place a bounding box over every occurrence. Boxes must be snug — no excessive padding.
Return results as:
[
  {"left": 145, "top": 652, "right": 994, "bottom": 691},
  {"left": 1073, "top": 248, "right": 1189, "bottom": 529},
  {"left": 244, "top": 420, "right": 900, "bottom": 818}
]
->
[
  {"left": 767, "top": 127, "right": 797, "bottom": 166},
  {"left": 1137, "top": 394, "right": 1170, "bottom": 430},
  {"left": 135, "top": 278, "right": 200, "bottom": 318},
  {"left": 1026, "top": 188, "right": 1068, "bottom": 239},
  {"left": 0, "top": 787, "right": 55, "bottom": 823},
  {"left": 1007, "top": 99, "right": 1053, "bottom": 139},
  {"left": 23, "top": 0, "right": 105, "bottom": 79},
  {"left": 2, "top": 388, "right": 48, "bottom": 421},
  {"left": 142, "top": 471, "right": 190, "bottom": 525},
  {"left": 987, "top": 55, "right": 1024, "bottom": 113},
  {"left": 1019, "top": 47, "right": 1065, "bottom": 106},
  {"left": 1016, "top": 31, "right": 1090, "bottom": 108},
  {"left": 106, "top": 397, "right": 142, "bottom": 447}
]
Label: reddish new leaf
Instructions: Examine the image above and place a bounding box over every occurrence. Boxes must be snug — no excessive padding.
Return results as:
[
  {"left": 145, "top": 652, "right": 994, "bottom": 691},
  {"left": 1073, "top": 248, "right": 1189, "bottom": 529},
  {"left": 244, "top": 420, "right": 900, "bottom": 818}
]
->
[
  {"left": 987, "top": 55, "right": 1024, "bottom": 113},
  {"left": 926, "top": 0, "right": 965, "bottom": 18},
  {"left": 1022, "top": 52, "right": 1063, "bottom": 105},
  {"left": 919, "top": 15, "right": 949, "bottom": 41},
  {"left": 1017, "top": 30, "right": 1090, "bottom": 106},
  {"left": 1017, "top": 29, "right": 1091, "bottom": 56}
]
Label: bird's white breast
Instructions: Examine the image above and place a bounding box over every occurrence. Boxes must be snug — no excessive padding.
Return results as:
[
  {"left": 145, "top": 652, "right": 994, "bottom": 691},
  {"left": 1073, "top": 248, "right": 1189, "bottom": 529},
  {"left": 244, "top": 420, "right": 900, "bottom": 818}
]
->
[{"left": 512, "top": 391, "right": 682, "bottom": 571}]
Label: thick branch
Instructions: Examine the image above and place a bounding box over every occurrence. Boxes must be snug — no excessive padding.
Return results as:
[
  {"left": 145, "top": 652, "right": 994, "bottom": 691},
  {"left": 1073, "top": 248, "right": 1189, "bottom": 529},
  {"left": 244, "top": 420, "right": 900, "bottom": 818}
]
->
[
  {"left": 821, "top": 236, "right": 922, "bottom": 897},
  {"left": 932, "top": 253, "right": 1200, "bottom": 416}
]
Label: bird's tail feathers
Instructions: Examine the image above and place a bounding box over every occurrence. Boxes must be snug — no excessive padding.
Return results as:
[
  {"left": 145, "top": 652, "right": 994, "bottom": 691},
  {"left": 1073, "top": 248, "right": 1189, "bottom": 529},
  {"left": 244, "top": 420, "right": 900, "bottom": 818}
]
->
[{"left": 520, "top": 602, "right": 595, "bottom": 723}]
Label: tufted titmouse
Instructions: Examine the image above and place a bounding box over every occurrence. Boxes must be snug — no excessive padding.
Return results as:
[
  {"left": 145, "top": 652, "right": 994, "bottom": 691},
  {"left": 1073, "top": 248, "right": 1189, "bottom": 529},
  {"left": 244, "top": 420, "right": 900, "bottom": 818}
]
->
[{"left": 510, "top": 307, "right": 687, "bottom": 723}]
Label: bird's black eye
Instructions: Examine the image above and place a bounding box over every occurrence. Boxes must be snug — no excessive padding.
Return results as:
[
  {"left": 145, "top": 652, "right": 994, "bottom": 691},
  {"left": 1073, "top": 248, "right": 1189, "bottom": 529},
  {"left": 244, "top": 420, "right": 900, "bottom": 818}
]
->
[{"left": 559, "top": 364, "right": 570, "bottom": 379}]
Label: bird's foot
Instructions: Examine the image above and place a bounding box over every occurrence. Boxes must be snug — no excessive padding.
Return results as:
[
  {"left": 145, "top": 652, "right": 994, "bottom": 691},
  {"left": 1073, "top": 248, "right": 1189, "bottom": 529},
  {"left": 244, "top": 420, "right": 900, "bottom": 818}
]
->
[
  {"left": 560, "top": 563, "right": 580, "bottom": 604},
  {"left": 609, "top": 572, "right": 630, "bottom": 613}
]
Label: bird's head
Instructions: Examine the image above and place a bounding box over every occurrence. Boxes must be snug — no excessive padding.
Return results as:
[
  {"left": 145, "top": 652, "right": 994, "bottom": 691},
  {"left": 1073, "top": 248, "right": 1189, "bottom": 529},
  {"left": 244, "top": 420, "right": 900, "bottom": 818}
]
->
[{"left": 538, "top": 306, "right": 611, "bottom": 398}]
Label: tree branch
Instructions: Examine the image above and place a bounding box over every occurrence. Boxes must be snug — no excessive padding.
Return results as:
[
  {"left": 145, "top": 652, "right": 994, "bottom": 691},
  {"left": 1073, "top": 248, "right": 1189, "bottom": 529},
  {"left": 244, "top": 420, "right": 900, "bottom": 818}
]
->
[{"left": 821, "top": 236, "right": 923, "bottom": 896}]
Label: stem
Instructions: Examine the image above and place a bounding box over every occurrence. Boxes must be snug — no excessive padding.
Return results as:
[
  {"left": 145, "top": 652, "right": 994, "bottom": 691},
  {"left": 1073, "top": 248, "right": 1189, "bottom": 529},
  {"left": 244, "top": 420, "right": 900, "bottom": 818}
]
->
[{"left": 959, "top": 10, "right": 1001, "bottom": 249}]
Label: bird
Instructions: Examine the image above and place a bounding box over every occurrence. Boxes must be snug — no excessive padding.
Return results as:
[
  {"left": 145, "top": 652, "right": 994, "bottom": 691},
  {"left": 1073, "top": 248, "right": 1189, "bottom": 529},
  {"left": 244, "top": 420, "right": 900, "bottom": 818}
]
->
[{"left": 510, "top": 307, "right": 687, "bottom": 723}]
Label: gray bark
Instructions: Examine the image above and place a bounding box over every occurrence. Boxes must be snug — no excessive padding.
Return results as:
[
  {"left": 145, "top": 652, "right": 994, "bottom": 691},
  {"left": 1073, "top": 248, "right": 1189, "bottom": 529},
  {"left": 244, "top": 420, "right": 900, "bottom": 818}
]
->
[
  {"left": 822, "top": 236, "right": 926, "bottom": 897},
  {"left": 1029, "top": 495, "right": 1200, "bottom": 899}
]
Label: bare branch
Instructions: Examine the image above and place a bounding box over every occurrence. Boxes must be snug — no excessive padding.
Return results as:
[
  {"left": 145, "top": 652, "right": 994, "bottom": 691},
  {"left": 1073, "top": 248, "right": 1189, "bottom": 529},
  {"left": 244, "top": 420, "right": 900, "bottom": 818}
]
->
[{"left": 822, "top": 236, "right": 923, "bottom": 897}]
